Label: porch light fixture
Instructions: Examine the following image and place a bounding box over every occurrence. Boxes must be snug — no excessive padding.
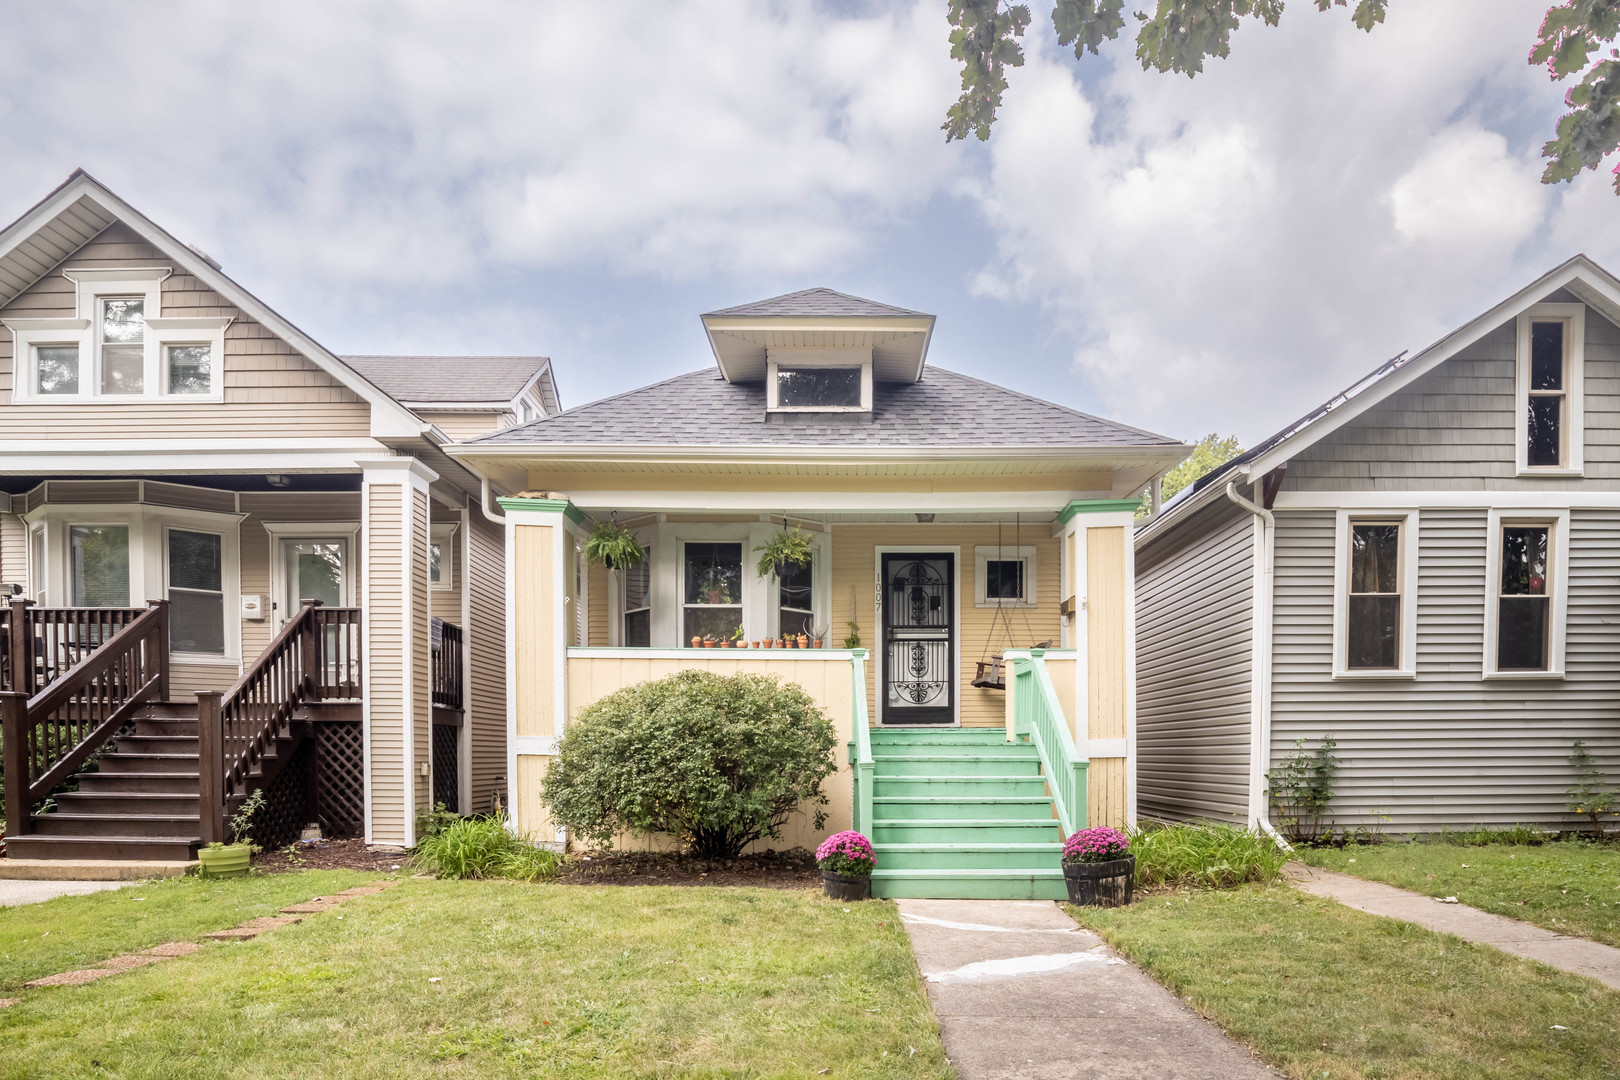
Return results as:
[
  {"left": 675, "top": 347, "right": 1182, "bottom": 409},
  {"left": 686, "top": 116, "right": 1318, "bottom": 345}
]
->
[
  {"left": 915, "top": 513, "right": 934, "bottom": 523},
  {"left": 266, "top": 474, "right": 292, "bottom": 488}
]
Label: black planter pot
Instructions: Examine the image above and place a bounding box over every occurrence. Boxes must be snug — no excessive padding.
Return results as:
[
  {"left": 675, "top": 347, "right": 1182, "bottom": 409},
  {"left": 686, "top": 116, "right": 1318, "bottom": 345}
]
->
[
  {"left": 1063, "top": 855, "right": 1135, "bottom": 907},
  {"left": 821, "top": 869, "right": 872, "bottom": 901}
]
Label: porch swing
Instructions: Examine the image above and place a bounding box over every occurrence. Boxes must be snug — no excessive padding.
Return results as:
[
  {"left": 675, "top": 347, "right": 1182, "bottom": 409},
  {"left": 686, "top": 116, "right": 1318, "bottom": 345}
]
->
[{"left": 971, "top": 515, "right": 1051, "bottom": 691}]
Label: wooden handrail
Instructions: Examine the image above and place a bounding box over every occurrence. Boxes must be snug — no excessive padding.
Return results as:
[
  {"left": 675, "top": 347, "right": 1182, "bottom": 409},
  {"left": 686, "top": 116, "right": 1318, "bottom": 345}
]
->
[
  {"left": 1, "top": 601, "right": 168, "bottom": 834},
  {"left": 1010, "top": 649, "right": 1088, "bottom": 836},
  {"left": 848, "top": 648, "right": 874, "bottom": 834}
]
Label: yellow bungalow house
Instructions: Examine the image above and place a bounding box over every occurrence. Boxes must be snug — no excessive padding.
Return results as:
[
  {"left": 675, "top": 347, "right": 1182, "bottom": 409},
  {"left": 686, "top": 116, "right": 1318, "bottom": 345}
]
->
[{"left": 448, "top": 290, "right": 1187, "bottom": 899}]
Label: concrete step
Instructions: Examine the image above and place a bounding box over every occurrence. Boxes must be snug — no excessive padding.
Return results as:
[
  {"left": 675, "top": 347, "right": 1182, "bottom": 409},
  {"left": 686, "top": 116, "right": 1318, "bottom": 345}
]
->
[
  {"left": 871, "top": 818, "right": 1064, "bottom": 845},
  {"left": 873, "top": 775, "right": 1049, "bottom": 798},
  {"left": 51, "top": 792, "right": 200, "bottom": 815},
  {"left": 874, "top": 755, "right": 1043, "bottom": 777},
  {"left": 29, "top": 813, "right": 201, "bottom": 839},
  {"left": 874, "top": 842, "right": 1063, "bottom": 871},
  {"left": 871, "top": 867, "right": 1068, "bottom": 901},
  {"left": 872, "top": 795, "right": 1056, "bottom": 820},
  {"left": 2, "top": 834, "right": 200, "bottom": 861}
]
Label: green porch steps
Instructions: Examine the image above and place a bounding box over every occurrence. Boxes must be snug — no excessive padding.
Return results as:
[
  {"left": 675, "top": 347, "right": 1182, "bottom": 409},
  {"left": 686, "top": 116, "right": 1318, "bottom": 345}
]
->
[{"left": 866, "top": 729, "right": 1066, "bottom": 900}]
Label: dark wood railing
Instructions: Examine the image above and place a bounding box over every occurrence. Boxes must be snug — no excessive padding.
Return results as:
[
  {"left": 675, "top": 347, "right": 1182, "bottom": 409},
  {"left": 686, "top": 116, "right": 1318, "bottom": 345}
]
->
[
  {"left": 197, "top": 600, "right": 361, "bottom": 844},
  {"left": 2, "top": 601, "right": 169, "bottom": 835},
  {"left": 432, "top": 621, "right": 463, "bottom": 710}
]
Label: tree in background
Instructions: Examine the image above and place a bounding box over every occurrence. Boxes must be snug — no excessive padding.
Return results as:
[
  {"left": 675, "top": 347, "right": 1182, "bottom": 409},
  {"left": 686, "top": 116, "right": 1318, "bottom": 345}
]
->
[
  {"left": 1137, "top": 431, "right": 1243, "bottom": 516},
  {"left": 944, "top": 1, "right": 1620, "bottom": 195}
]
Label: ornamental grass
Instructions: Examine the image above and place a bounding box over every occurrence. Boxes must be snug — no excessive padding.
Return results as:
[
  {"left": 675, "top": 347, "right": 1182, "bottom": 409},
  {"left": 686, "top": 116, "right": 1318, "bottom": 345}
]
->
[{"left": 1129, "top": 822, "right": 1289, "bottom": 889}]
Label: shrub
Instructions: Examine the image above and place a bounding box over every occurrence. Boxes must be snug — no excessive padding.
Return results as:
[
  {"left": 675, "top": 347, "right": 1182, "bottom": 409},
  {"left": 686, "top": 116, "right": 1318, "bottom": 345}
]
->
[
  {"left": 1062, "top": 826, "right": 1130, "bottom": 863},
  {"left": 542, "top": 669, "right": 838, "bottom": 860},
  {"left": 410, "top": 816, "right": 563, "bottom": 882},
  {"left": 1266, "top": 735, "right": 1339, "bottom": 844},
  {"left": 1439, "top": 824, "right": 1549, "bottom": 847},
  {"left": 816, "top": 831, "right": 876, "bottom": 876},
  {"left": 1129, "top": 822, "right": 1289, "bottom": 888},
  {"left": 1568, "top": 739, "right": 1618, "bottom": 836},
  {"left": 415, "top": 802, "right": 462, "bottom": 841}
]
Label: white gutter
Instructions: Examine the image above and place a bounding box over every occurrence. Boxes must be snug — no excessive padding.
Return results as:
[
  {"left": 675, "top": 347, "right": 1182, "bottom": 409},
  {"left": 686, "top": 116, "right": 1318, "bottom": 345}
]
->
[
  {"left": 478, "top": 476, "right": 506, "bottom": 525},
  {"left": 1224, "top": 481, "right": 1292, "bottom": 853}
]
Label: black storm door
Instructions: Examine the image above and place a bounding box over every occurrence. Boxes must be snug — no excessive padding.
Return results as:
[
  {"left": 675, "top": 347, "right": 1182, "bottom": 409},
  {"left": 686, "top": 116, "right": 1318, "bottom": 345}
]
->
[{"left": 881, "top": 553, "right": 955, "bottom": 725}]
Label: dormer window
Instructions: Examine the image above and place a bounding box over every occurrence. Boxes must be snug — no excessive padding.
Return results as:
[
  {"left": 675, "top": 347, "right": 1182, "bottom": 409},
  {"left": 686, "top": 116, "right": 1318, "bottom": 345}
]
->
[{"left": 765, "top": 349, "right": 873, "bottom": 412}]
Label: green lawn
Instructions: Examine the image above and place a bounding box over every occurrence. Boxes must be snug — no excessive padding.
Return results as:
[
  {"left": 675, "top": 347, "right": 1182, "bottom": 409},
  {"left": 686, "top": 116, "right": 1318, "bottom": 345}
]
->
[
  {"left": 1071, "top": 885, "right": 1620, "bottom": 1080},
  {"left": 1301, "top": 840, "right": 1620, "bottom": 947},
  {"left": 0, "top": 877, "right": 950, "bottom": 1079},
  {"left": 0, "top": 869, "right": 377, "bottom": 988}
]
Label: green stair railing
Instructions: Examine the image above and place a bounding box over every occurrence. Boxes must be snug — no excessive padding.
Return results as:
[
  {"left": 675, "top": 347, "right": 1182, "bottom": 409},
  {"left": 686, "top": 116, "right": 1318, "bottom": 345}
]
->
[
  {"left": 849, "top": 648, "right": 874, "bottom": 833},
  {"left": 1010, "top": 649, "right": 1087, "bottom": 836}
]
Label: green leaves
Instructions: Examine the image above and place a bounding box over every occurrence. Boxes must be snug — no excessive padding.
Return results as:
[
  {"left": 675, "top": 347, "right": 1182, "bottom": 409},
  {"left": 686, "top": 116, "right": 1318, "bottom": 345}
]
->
[
  {"left": 1531, "top": 0, "right": 1620, "bottom": 79},
  {"left": 1135, "top": 1, "right": 1283, "bottom": 78},
  {"left": 943, "top": 0, "right": 1032, "bottom": 142},
  {"left": 1052, "top": 0, "right": 1126, "bottom": 59},
  {"left": 1534, "top": 3, "right": 1620, "bottom": 194},
  {"left": 1314, "top": 0, "right": 1388, "bottom": 34}
]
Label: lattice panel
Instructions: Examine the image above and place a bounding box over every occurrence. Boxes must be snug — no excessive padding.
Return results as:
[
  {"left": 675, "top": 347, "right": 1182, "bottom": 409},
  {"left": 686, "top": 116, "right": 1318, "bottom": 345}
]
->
[
  {"left": 316, "top": 721, "right": 365, "bottom": 839},
  {"left": 251, "top": 741, "right": 311, "bottom": 851},
  {"left": 431, "top": 724, "right": 460, "bottom": 814}
]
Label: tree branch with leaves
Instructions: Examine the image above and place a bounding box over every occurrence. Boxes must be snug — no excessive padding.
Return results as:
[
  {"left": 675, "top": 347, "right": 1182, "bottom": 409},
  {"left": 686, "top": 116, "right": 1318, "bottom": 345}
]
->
[{"left": 945, "top": 1, "right": 1620, "bottom": 194}]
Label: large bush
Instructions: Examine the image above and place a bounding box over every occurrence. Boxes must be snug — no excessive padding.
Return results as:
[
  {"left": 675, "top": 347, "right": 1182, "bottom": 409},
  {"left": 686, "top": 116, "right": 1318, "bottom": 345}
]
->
[{"left": 542, "top": 669, "right": 838, "bottom": 859}]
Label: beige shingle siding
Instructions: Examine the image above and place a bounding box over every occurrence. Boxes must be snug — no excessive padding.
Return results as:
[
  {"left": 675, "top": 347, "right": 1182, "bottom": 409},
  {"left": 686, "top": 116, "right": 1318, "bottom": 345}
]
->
[
  {"left": 1135, "top": 499, "right": 1254, "bottom": 823},
  {"left": 0, "top": 222, "right": 371, "bottom": 436},
  {"left": 411, "top": 488, "right": 432, "bottom": 820},
  {"left": 1, "top": 510, "right": 26, "bottom": 588},
  {"left": 237, "top": 491, "right": 363, "bottom": 662},
  {"left": 1270, "top": 507, "right": 1620, "bottom": 831},
  {"left": 1285, "top": 303, "right": 1620, "bottom": 492},
  {"left": 467, "top": 511, "right": 507, "bottom": 815},
  {"left": 416, "top": 410, "right": 508, "bottom": 441},
  {"left": 365, "top": 484, "right": 405, "bottom": 844}
]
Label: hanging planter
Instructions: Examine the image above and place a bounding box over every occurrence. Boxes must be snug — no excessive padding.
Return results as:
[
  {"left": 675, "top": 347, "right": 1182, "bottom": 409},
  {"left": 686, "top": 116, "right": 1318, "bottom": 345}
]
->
[
  {"left": 754, "top": 528, "right": 815, "bottom": 579},
  {"left": 584, "top": 521, "right": 646, "bottom": 572}
]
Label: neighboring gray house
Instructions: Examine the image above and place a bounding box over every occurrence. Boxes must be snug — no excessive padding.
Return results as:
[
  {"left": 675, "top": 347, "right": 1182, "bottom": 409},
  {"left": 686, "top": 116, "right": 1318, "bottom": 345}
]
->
[{"left": 1136, "top": 255, "right": 1620, "bottom": 834}]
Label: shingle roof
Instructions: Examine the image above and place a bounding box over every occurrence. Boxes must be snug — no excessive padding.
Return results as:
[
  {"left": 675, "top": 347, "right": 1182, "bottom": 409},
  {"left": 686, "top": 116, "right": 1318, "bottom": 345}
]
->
[
  {"left": 704, "top": 288, "right": 928, "bottom": 319},
  {"left": 467, "top": 366, "right": 1179, "bottom": 449},
  {"left": 340, "top": 355, "right": 549, "bottom": 403}
]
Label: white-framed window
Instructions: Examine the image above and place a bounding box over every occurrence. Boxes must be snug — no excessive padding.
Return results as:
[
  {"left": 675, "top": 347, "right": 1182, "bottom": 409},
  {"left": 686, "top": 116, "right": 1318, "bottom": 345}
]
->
[
  {"left": 69, "top": 524, "right": 132, "bottom": 607},
  {"left": 1331, "top": 509, "right": 1418, "bottom": 678},
  {"left": 1516, "top": 303, "right": 1585, "bottom": 475},
  {"left": 765, "top": 348, "right": 873, "bottom": 413},
  {"left": 1483, "top": 508, "right": 1569, "bottom": 678},
  {"left": 430, "top": 523, "right": 458, "bottom": 590},
  {"left": 974, "top": 544, "right": 1036, "bottom": 608},
  {"left": 622, "top": 548, "right": 651, "bottom": 647},
  {"left": 682, "top": 541, "right": 744, "bottom": 643},
  {"left": 166, "top": 527, "right": 226, "bottom": 656},
  {"left": 778, "top": 557, "right": 814, "bottom": 638},
  {"left": 1, "top": 268, "right": 230, "bottom": 403}
]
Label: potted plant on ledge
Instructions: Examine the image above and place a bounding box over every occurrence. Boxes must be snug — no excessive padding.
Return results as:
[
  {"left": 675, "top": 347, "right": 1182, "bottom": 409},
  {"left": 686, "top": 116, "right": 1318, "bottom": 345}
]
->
[
  {"left": 198, "top": 788, "right": 266, "bottom": 879},
  {"left": 816, "top": 830, "right": 876, "bottom": 900},
  {"left": 584, "top": 520, "right": 646, "bottom": 572},
  {"left": 1061, "top": 826, "right": 1134, "bottom": 907}
]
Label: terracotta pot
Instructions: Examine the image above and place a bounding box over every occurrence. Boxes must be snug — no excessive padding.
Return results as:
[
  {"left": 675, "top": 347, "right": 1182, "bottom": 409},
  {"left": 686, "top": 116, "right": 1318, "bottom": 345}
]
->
[
  {"left": 785, "top": 638, "right": 796, "bottom": 649},
  {"left": 762, "top": 639, "right": 774, "bottom": 649},
  {"left": 751, "top": 641, "right": 761, "bottom": 649},
  {"left": 691, "top": 637, "right": 702, "bottom": 648},
  {"left": 707, "top": 590, "right": 724, "bottom": 605},
  {"left": 797, "top": 635, "right": 810, "bottom": 648},
  {"left": 703, "top": 638, "right": 716, "bottom": 648},
  {"left": 813, "top": 639, "right": 823, "bottom": 649}
]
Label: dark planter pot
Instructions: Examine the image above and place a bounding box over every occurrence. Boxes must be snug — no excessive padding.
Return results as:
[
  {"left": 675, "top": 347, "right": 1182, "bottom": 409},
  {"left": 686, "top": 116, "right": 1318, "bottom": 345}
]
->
[
  {"left": 821, "top": 869, "right": 871, "bottom": 901},
  {"left": 1063, "top": 855, "right": 1135, "bottom": 907}
]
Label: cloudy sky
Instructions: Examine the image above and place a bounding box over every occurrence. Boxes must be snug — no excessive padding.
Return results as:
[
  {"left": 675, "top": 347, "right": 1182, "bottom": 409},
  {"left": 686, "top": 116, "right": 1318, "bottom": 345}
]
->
[{"left": 0, "top": 0, "right": 1610, "bottom": 446}]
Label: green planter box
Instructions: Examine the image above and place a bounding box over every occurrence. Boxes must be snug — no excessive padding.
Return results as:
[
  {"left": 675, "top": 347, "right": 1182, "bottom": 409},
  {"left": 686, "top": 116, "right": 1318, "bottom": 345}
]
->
[{"left": 198, "top": 843, "right": 252, "bottom": 878}]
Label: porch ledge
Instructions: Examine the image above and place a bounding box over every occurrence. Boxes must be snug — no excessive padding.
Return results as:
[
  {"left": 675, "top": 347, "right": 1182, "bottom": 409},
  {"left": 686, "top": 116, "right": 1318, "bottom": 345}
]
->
[{"left": 567, "top": 647, "right": 860, "bottom": 661}]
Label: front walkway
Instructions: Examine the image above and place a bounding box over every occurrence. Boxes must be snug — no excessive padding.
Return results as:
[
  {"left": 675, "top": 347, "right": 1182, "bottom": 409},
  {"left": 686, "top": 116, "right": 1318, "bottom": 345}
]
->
[
  {"left": 896, "top": 898, "right": 1279, "bottom": 1079},
  {"left": 1289, "top": 863, "right": 1620, "bottom": 990},
  {"left": 0, "top": 879, "right": 126, "bottom": 908}
]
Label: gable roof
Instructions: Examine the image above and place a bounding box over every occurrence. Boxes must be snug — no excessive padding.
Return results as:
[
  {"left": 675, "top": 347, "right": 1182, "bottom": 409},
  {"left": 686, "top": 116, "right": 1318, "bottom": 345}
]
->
[
  {"left": 704, "top": 287, "right": 927, "bottom": 319},
  {"left": 1138, "top": 253, "right": 1620, "bottom": 544},
  {"left": 0, "top": 170, "right": 428, "bottom": 439},
  {"left": 460, "top": 365, "right": 1181, "bottom": 452},
  {"left": 342, "top": 355, "right": 559, "bottom": 411}
]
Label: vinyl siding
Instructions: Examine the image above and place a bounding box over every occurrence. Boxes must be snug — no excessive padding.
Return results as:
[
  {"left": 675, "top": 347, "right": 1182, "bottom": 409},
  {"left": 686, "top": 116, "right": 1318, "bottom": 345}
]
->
[
  {"left": 237, "top": 491, "right": 362, "bottom": 663},
  {"left": 364, "top": 484, "right": 405, "bottom": 845},
  {"left": 466, "top": 511, "right": 507, "bottom": 815},
  {"left": 0, "top": 222, "right": 371, "bottom": 437},
  {"left": 587, "top": 559, "right": 609, "bottom": 645},
  {"left": 415, "top": 410, "right": 511, "bottom": 441},
  {"left": 0, "top": 510, "right": 24, "bottom": 587},
  {"left": 1135, "top": 499, "right": 1254, "bottom": 823},
  {"left": 1270, "top": 507, "right": 1620, "bottom": 831},
  {"left": 1285, "top": 300, "right": 1620, "bottom": 492},
  {"left": 410, "top": 488, "right": 432, "bottom": 820}
]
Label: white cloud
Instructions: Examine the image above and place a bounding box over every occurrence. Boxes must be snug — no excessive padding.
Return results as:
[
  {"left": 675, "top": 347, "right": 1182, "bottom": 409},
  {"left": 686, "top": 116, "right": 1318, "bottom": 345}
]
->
[{"left": 1390, "top": 126, "right": 1547, "bottom": 253}]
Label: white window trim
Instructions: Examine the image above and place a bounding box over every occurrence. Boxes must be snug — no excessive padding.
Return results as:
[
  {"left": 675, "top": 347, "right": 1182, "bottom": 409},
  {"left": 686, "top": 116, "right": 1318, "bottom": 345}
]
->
[
  {"left": 1515, "top": 303, "right": 1585, "bottom": 477},
  {"left": 639, "top": 521, "right": 829, "bottom": 648},
  {"left": 765, "top": 347, "right": 873, "bottom": 413},
  {"left": 430, "top": 522, "right": 458, "bottom": 590},
  {"left": 1483, "top": 507, "right": 1569, "bottom": 679},
  {"left": 973, "top": 544, "right": 1037, "bottom": 608},
  {"left": 606, "top": 533, "right": 655, "bottom": 647},
  {"left": 162, "top": 524, "right": 231, "bottom": 662},
  {"left": 262, "top": 521, "right": 360, "bottom": 624},
  {"left": 147, "top": 317, "right": 231, "bottom": 402},
  {"left": 1331, "top": 508, "right": 1419, "bottom": 679}
]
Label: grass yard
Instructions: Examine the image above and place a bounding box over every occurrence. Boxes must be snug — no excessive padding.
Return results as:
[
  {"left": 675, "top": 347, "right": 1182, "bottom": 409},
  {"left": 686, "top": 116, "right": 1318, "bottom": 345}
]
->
[
  {"left": 1302, "top": 840, "right": 1620, "bottom": 947},
  {"left": 1072, "top": 884, "right": 1620, "bottom": 1080},
  {"left": 0, "top": 876, "right": 950, "bottom": 1079},
  {"left": 0, "top": 869, "right": 377, "bottom": 988}
]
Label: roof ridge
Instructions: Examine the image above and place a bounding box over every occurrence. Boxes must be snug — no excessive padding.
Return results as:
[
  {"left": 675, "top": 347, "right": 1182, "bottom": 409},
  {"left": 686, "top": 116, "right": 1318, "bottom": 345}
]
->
[
  {"left": 703, "top": 286, "right": 927, "bottom": 318},
  {"left": 924, "top": 366, "right": 1182, "bottom": 446}
]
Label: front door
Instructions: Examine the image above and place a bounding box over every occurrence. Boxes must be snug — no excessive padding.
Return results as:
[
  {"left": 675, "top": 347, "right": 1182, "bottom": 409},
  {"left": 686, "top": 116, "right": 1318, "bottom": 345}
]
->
[
  {"left": 277, "top": 537, "right": 350, "bottom": 625},
  {"left": 881, "top": 552, "right": 955, "bottom": 725}
]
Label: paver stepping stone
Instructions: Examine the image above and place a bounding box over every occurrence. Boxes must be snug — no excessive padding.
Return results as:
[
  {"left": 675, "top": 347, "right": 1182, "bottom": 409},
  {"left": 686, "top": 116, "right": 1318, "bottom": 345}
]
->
[
  {"left": 25, "top": 967, "right": 123, "bottom": 987},
  {"left": 0, "top": 998, "right": 15, "bottom": 1008},
  {"left": 143, "top": 942, "right": 201, "bottom": 958}
]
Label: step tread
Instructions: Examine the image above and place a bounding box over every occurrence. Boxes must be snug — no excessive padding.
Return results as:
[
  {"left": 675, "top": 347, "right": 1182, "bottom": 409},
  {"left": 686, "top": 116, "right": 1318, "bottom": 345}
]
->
[
  {"left": 873, "top": 842, "right": 1062, "bottom": 851},
  {"left": 871, "top": 868, "right": 1066, "bottom": 878},
  {"left": 873, "top": 795, "right": 1053, "bottom": 803}
]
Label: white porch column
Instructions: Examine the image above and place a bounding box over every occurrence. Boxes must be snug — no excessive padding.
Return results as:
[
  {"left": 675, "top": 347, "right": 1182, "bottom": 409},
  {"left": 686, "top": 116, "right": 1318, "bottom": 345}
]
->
[
  {"left": 361, "top": 458, "right": 438, "bottom": 847},
  {"left": 501, "top": 495, "right": 584, "bottom": 846}
]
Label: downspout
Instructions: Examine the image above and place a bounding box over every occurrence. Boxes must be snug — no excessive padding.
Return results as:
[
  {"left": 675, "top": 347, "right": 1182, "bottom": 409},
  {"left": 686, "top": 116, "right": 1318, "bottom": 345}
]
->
[
  {"left": 477, "top": 476, "right": 506, "bottom": 526},
  {"left": 1224, "top": 481, "right": 1293, "bottom": 853}
]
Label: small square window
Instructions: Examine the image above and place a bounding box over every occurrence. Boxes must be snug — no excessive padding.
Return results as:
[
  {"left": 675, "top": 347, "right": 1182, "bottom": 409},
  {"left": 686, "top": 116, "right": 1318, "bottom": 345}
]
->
[
  {"left": 166, "top": 344, "right": 211, "bottom": 395},
  {"left": 776, "top": 367, "right": 862, "bottom": 408},
  {"left": 984, "top": 560, "right": 1025, "bottom": 601},
  {"left": 35, "top": 345, "right": 79, "bottom": 394},
  {"left": 974, "top": 546, "right": 1035, "bottom": 607}
]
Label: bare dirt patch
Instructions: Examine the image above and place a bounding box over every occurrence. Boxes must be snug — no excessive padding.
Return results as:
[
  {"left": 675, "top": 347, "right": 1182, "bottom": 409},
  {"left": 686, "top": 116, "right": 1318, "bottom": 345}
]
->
[
  {"left": 557, "top": 848, "right": 819, "bottom": 889},
  {"left": 252, "top": 839, "right": 404, "bottom": 875}
]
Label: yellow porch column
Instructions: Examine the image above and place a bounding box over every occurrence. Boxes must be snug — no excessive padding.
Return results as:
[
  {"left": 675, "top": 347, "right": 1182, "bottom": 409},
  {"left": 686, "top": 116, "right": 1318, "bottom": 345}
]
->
[
  {"left": 500, "top": 495, "right": 585, "bottom": 846},
  {"left": 361, "top": 458, "right": 437, "bottom": 848},
  {"left": 1058, "top": 499, "right": 1140, "bottom": 830}
]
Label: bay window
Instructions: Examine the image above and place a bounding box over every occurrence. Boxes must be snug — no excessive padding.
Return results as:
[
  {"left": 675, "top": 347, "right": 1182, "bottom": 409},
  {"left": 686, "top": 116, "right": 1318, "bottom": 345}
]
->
[
  {"left": 70, "top": 525, "right": 131, "bottom": 607},
  {"left": 623, "top": 552, "right": 651, "bottom": 647},
  {"left": 778, "top": 559, "right": 813, "bottom": 639},
  {"left": 683, "top": 542, "right": 743, "bottom": 643},
  {"left": 167, "top": 529, "right": 225, "bottom": 655}
]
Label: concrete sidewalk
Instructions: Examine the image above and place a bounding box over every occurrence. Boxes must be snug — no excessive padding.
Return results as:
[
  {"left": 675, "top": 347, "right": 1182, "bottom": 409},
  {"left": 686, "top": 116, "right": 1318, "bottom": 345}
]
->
[
  {"left": 896, "top": 898, "right": 1279, "bottom": 1079},
  {"left": 1289, "top": 863, "right": 1620, "bottom": 990},
  {"left": 0, "top": 878, "right": 127, "bottom": 908}
]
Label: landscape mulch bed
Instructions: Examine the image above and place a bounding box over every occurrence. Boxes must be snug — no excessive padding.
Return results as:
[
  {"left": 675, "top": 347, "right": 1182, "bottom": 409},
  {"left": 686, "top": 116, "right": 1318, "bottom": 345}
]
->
[
  {"left": 557, "top": 849, "right": 820, "bottom": 889},
  {"left": 252, "top": 839, "right": 406, "bottom": 874}
]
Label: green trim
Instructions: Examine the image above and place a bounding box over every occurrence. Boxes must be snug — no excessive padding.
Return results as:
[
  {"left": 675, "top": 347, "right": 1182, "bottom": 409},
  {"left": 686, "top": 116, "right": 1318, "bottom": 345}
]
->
[
  {"left": 1057, "top": 498, "right": 1143, "bottom": 524},
  {"left": 497, "top": 496, "right": 586, "bottom": 527}
]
